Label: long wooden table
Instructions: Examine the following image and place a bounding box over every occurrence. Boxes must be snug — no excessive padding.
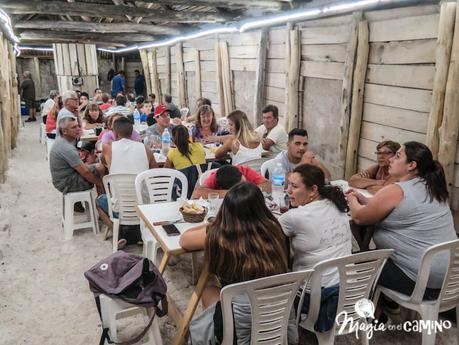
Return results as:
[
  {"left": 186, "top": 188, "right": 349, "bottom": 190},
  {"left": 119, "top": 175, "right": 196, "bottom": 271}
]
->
[{"left": 136, "top": 201, "right": 210, "bottom": 345}]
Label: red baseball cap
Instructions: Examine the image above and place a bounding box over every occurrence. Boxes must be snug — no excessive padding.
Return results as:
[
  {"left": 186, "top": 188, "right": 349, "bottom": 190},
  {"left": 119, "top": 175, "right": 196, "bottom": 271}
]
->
[{"left": 154, "top": 104, "right": 169, "bottom": 117}]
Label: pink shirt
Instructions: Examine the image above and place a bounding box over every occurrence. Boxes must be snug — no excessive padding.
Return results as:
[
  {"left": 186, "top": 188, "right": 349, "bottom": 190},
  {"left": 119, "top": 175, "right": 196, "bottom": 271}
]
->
[{"left": 100, "top": 130, "right": 141, "bottom": 145}]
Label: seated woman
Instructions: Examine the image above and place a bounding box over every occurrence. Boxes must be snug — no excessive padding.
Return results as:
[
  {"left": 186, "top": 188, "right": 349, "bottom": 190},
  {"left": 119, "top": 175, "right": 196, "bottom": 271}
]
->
[
  {"left": 82, "top": 102, "right": 105, "bottom": 130},
  {"left": 279, "top": 164, "right": 352, "bottom": 331},
  {"left": 348, "top": 141, "right": 457, "bottom": 303},
  {"left": 349, "top": 140, "right": 400, "bottom": 195},
  {"left": 98, "top": 113, "right": 141, "bottom": 146},
  {"left": 215, "top": 110, "right": 262, "bottom": 165},
  {"left": 190, "top": 105, "right": 225, "bottom": 143},
  {"left": 180, "top": 182, "right": 293, "bottom": 344},
  {"left": 45, "top": 96, "right": 63, "bottom": 139},
  {"left": 164, "top": 125, "right": 206, "bottom": 170}
]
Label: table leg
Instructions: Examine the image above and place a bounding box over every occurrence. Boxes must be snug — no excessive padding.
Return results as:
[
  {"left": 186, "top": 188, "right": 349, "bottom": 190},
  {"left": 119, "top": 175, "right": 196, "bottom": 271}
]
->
[
  {"left": 158, "top": 252, "right": 170, "bottom": 274},
  {"left": 171, "top": 262, "right": 209, "bottom": 345}
]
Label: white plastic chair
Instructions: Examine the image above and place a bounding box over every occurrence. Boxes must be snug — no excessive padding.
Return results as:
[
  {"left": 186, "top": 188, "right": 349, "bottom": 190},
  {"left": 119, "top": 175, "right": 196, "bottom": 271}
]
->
[
  {"left": 374, "top": 239, "right": 459, "bottom": 345},
  {"left": 199, "top": 168, "right": 218, "bottom": 186},
  {"left": 220, "top": 270, "right": 314, "bottom": 345},
  {"left": 135, "top": 169, "right": 188, "bottom": 265},
  {"left": 180, "top": 107, "right": 189, "bottom": 119},
  {"left": 62, "top": 189, "right": 99, "bottom": 240},
  {"left": 297, "top": 249, "right": 393, "bottom": 345},
  {"left": 99, "top": 294, "right": 162, "bottom": 345},
  {"left": 241, "top": 158, "right": 270, "bottom": 173},
  {"left": 103, "top": 174, "right": 140, "bottom": 253},
  {"left": 260, "top": 158, "right": 280, "bottom": 179}
]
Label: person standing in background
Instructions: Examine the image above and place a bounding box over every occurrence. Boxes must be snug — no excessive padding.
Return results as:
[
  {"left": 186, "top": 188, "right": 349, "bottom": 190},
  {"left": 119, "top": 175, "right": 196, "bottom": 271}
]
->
[
  {"left": 134, "top": 70, "right": 146, "bottom": 97},
  {"left": 111, "top": 71, "right": 125, "bottom": 97},
  {"left": 21, "top": 71, "right": 36, "bottom": 122}
]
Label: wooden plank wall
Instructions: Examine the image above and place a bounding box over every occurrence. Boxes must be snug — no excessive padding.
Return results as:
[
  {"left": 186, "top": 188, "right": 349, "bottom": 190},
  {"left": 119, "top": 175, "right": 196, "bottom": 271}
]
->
[
  {"left": 53, "top": 43, "right": 99, "bottom": 94},
  {"left": 357, "top": 7, "right": 439, "bottom": 172},
  {"left": 0, "top": 33, "right": 20, "bottom": 183},
  {"left": 298, "top": 15, "right": 355, "bottom": 178}
]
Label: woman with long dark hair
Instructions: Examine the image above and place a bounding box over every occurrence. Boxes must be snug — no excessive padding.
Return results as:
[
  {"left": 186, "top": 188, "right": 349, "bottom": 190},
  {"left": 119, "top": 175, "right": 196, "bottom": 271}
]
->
[
  {"left": 190, "top": 105, "right": 225, "bottom": 142},
  {"left": 279, "top": 164, "right": 352, "bottom": 331},
  {"left": 348, "top": 141, "right": 456, "bottom": 300},
  {"left": 180, "top": 182, "right": 291, "bottom": 344},
  {"left": 164, "top": 125, "right": 205, "bottom": 170}
]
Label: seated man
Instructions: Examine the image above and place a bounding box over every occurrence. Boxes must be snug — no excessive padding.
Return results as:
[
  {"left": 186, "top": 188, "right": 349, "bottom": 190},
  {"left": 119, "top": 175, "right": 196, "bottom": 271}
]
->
[
  {"left": 145, "top": 104, "right": 174, "bottom": 137},
  {"left": 255, "top": 104, "right": 288, "bottom": 154},
  {"left": 349, "top": 140, "right": 400, "bottom": 195},
  {"left": 49, "top": 117, "right": 104, "bottom": 208},
  {"left": 275, "top": 128, "right": 331, "bottom": 180},
  {"left": 192, "top": 165, "right": 269, "bottom": 199},
  {"left": 105, "top": 94, "right": 132, "bottom": 117},
  {"left": 99, "top": 116, "right": 158, "bottom": 241}
]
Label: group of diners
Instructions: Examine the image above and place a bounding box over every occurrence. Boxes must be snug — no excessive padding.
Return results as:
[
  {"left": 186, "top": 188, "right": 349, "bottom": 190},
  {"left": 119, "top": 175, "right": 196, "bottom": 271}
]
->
[{"left": 47, "top": 86, "right": 457, "bottom": 342}]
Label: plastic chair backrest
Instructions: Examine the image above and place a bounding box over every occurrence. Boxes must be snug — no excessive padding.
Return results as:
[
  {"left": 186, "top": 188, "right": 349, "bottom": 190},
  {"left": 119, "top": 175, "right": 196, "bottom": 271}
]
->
[
  {"left": 242, "top": 158, "right": 269, "bottom": 173},
  {"left": 199, "top": 168, "right": 218, "bottom": 186},
  {"left": 406, "top": 239, "right": 459, "bottom": 308},
  {"left": 260, "top": 158, "right": 280, "bottom": 179},
  {"left": 180, "top": 107, "right": 189, "bottom": 118},
  {"left": 220, "top": 270, "right": 314, "bottom": 345},
  {"left": 103, "top": 174, "right": 139, "bottom": 225},
  {"left": 135, "top": 168, "right": 188, "bottom": 204},
  {"left": 298, "top": 249, "right": 393, "bottom": 332}
]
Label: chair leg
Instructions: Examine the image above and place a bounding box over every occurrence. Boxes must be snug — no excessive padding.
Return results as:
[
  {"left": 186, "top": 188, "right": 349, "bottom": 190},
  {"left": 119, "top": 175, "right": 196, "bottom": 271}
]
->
[
  {"left": 112, "top": 220, "right": 120, "bottom": 253},
  {"left": 419, "top": 306, "right": 439, "bottom": 345},
  {"left": 90, "top": 190, "right": 100, "bottom": 234},
  {"left": 64, "top": 197, "right": 74, "bottom": 240},
  {"left": 315, "top": 330, "right": 335, "bottom": 345}
]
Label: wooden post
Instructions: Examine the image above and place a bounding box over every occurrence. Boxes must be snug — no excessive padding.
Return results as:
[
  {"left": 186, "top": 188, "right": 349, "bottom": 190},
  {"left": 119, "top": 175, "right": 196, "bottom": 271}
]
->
[
  {"left": 285, "top": 27, "right": 300, "bottom": 131},
  {"left": 339, "top": 13, "right": 360, "bottom": 178},
  {"left": 176, "top": 42, "right": 187, "bottom": 108},
  {"left": 215, "top": 39, "right": 225, "bottom": 116},
  {"left": 194, "top": 49, "right": 201, "bottom": 101},
  {"left": 165, "top": 47, "right": 171, "bottom": 96},
  {"left": 8, "top": 44, "right": 18, "bottom": 149},
  {"left": 0, "top": 34, "right": 11, "bottom": 183},
  {"left": 344, "top": 20, "right": 370, "bottom": 179},
  {"left": 254, "top": 29, "right": 268, "bottom": 125},
  {"left": 149, "top": 49, "right": 162, "bottom": 101},
  {"left": 438, "top": 3, "right": 459, "bottom": 193},
  {"left": 33, "top": 57, "right": 42, "bottom": 99},
  {"left": 219, "top": 40, "right": 234, "bottom": 114},
  {"left": 139, "top": 49, "right": 152, "bottom": 96},
  {"left": 426, "top": 2, "right": 456, "bottom": 159}
]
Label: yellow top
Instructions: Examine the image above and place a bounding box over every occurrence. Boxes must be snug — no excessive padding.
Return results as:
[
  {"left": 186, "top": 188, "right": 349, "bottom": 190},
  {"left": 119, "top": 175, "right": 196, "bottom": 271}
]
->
[{"left": 167, "top": 142, "right": 206, "bottom": 170}]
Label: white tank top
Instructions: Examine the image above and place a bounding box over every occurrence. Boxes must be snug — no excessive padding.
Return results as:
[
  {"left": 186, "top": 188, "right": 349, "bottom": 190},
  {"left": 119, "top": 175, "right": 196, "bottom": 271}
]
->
[
  {"left": 231, "top": 140, "right": 263, "bottom": 165},
  {"left": 110, "top": 138, "right": 149, "bottom": 174}
]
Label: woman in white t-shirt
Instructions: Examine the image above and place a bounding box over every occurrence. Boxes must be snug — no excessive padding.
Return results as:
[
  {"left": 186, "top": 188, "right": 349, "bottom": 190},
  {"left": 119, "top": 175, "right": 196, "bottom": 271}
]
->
[{"left": 279, "top": 164, "right": 352, "bottom": 332}]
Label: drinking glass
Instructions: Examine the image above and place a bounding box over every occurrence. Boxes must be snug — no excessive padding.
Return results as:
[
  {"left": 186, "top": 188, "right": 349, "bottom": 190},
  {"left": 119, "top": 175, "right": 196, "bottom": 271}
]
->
[{"left": 207, "top": 192, "right": 220, "bottom": 217}]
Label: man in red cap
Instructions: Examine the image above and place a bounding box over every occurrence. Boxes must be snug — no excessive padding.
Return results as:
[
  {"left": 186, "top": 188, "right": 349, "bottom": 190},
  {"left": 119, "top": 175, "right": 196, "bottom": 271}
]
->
[{"left": 145, "top": 104, "right": 175, "bottom": 137}]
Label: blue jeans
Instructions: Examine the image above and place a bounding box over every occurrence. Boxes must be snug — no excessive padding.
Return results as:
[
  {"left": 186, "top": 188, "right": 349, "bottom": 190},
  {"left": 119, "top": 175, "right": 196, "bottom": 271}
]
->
[
  {"left": 96, "top": 194, "right": 118, "bottom": 218},
  {"left": 295, "top": 285, "right": 340, "bottom": 332}
]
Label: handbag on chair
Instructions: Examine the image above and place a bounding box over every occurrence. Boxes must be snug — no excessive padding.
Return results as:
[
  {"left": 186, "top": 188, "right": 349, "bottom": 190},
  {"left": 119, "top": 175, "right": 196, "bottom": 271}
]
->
[{"left": 84, "top": 251, "right": 168, "bottom": 345}]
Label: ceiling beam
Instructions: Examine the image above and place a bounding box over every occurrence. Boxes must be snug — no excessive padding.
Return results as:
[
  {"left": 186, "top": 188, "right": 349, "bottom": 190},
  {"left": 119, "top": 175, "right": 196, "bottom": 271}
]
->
[
  {"left": 134, "top": 0, "right": 288, "bottom": 9},
  {"left": 20, "top": 39, "right": 127, "bottom": 48},
  {"left": 14, "top": 20, "right": 182, "bottom": 35},
  {"left": 19, "top": 30, "right": 157, "bottom": 42},
  {"left": 0, "top": 0, "right": 233, "bottom": 23}
]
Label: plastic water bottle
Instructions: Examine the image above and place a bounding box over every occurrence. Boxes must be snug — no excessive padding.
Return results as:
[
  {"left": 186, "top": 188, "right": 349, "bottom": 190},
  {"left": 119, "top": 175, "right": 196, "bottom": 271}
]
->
[
  {"left": 133, "top": 109, "right": 141, "bottom": 130},
  {"left": 271, "top": 163, "right": 285, "bottom": 207},
  {"left": 161, "top": 128, "right": 171, "bottom": 155}
]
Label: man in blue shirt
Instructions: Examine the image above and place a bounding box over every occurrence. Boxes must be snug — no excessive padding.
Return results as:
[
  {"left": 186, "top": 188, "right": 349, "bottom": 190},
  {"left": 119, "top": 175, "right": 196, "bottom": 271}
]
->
[
  {"left": 134, "top": 69, "right": 146, "bottom": 96},
  {"left": 111, "top": 70, "right": 125, "bottom": 97}
]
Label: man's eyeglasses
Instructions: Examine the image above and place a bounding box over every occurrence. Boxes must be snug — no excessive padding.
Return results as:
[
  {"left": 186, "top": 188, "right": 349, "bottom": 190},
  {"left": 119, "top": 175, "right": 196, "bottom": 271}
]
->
[{"left": 375, "top": 151, "right": 394, "bottom": 156}]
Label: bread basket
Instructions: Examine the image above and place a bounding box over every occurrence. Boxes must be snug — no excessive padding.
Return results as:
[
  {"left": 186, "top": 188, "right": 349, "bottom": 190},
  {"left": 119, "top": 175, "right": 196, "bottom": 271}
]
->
[{"left": 179, "top": 206, "right": 207, "bottom": 223}]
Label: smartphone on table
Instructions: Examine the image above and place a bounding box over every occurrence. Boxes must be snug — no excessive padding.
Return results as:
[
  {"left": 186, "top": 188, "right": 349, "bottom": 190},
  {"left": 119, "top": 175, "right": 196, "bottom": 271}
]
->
[{"left": 163, "top": 224, "right": 181, "bottom": 236}]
